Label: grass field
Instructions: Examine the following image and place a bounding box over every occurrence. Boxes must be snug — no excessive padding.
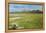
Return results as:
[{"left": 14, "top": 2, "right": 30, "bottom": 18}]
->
[{"left": 8, "top": 13, "right": 43, "bottom": 30}]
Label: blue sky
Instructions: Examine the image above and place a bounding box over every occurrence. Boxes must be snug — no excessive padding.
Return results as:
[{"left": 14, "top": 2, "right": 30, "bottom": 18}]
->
[{"left": 9, "top": 4, "right": 42, "bottom": 12}]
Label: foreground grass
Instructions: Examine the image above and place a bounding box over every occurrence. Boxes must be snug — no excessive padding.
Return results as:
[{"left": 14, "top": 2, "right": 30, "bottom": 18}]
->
[{"left": 8, "top": 13, "right": 43, "bottom": 29}]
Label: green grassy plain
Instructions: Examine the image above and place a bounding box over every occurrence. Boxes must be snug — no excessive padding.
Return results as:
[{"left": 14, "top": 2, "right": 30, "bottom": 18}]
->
[{"left": 8, "top": 13, "right": 43, "bottom": 29}]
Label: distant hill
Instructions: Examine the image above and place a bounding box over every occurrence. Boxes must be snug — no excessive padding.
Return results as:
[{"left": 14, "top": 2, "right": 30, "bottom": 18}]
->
[{"left": 9, "top": 10, "right": 43, "bottom": 14}]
